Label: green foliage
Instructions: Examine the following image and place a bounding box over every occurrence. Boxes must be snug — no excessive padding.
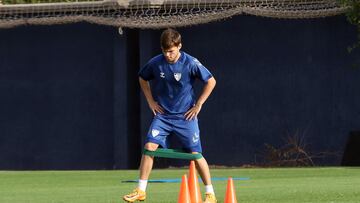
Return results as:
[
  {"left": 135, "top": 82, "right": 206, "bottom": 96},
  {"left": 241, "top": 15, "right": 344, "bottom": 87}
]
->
[{"left": 338, "top": 0, "right": 360, "bottom": 52}]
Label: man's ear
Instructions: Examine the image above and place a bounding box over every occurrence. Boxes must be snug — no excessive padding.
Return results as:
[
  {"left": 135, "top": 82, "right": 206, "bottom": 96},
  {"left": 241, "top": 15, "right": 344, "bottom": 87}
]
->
[{"left": 178, "top": 43, "right": 182, "bottom": 50}]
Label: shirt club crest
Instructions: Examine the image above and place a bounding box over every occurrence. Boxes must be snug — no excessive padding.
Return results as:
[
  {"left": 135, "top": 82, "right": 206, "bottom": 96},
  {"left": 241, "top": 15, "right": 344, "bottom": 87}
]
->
[{"left": 174, "top": 73, "right": 182, "bottom": 81}]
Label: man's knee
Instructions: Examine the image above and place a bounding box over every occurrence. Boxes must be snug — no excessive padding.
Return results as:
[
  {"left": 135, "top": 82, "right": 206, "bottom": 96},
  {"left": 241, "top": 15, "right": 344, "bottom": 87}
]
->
[{"left": 144, "top": 142, "right": 159, "bottom": 151}]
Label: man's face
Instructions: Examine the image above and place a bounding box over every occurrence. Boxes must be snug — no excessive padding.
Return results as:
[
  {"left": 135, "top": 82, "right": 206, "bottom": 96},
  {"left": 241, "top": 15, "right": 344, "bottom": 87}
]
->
[{"left": 162, "top": 45, "right": 181, "bottom": 63}]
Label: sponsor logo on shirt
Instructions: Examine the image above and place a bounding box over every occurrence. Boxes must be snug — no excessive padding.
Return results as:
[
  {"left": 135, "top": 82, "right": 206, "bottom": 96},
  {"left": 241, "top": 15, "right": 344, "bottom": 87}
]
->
[
  {"left": 160, "top": 72, "right": 165, "bottom": 78},
  {"left": 174, "top": 73, "right": 182, "bottom": 81},
  {"left": 152, "top": 129, "right": 160, "bottom": 137}
]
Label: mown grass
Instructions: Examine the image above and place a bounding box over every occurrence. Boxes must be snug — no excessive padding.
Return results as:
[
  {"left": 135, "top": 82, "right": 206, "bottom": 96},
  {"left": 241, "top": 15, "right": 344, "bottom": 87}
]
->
[{"left": 0, "top": 167, "right": 359, "bottom": 203}]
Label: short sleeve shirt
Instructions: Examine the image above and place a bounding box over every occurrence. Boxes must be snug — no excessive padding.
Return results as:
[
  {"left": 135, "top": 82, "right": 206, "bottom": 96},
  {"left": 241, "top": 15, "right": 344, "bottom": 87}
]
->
[{"left": 139, "top": 51, "right": 213, "bottom": 115}]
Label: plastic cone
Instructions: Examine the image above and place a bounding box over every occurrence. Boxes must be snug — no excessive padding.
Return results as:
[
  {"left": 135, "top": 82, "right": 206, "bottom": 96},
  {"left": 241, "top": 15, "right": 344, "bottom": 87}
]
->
[
  {"left": 188, "top": 161, "right": 202, "bottom": 203},
  {"left": 224, "top": 177, "right": 238, "bottom": 203},
  {"left": 178, "top": 174, "right": 191, "bottom": 203}
]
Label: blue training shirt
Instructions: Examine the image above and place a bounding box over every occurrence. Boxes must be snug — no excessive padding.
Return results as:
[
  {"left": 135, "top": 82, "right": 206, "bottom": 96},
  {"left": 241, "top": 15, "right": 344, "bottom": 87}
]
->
[{"left": 139, "top": 51, "right": 213, "bottom": 115}]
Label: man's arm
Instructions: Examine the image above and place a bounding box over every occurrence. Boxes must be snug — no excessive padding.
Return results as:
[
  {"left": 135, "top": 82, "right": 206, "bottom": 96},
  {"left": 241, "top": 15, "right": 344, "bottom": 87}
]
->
[
  {"left": 139, "top": 77, "right": 164, "bottom": 115},
  {"left": 185, "top": 76, "right": 216, "bottom": 120}
]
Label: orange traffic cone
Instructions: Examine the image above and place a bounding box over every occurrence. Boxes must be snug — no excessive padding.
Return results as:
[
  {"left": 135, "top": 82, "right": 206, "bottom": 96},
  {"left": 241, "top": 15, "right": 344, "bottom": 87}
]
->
[
  {"left": 178, "top": 174, "right": 191, "bottom": 203},
  {"left": 188, "top": 161, "right": 202, "bottom": 203},
  {"left": 224, "top": 177, "right": 238, "bottom": 203}
]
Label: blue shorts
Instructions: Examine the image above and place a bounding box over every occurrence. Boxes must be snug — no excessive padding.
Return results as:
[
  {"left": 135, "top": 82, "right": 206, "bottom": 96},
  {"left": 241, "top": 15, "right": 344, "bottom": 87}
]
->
[{"left": 145, "top": 114, "right": 202, "bottom": 153}]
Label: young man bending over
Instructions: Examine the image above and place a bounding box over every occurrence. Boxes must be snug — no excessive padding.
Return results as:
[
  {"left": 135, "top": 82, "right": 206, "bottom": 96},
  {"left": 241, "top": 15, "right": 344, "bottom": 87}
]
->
[{"left": 123, "top": 28, "right": 217, "bottom": 203}]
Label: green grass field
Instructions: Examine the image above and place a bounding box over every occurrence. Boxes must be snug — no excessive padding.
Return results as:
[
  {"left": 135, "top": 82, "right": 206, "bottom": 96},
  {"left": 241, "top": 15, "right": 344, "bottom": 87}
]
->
[{"left": 0, "top": 167, "right": 359, "bottom": 203}]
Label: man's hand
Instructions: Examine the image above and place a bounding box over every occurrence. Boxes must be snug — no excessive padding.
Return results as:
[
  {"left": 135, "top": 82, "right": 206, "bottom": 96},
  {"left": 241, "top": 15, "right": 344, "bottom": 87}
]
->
[
  {"left": 139, "top": 77, "right": 164, "bottom": 115},
  {"left": 184, "top": 77, "right": 216, "bottom": 121},
  {"left": 184, "top": 104, "right": 202, "bottom": 120},
  {"left": 148, "top": 100, "right": 164, "bottom": 115}
]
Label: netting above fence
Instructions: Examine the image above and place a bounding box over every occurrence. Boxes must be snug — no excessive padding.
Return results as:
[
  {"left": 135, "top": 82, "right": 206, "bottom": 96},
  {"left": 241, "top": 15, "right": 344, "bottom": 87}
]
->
[{"left": 0, "top": 0, "right": 348, "bottom": 29}]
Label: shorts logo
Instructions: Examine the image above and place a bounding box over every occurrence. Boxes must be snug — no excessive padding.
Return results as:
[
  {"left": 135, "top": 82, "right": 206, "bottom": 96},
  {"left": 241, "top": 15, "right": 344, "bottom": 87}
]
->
[
  {"left": 160, "top": 72, "right": 165, "bottom": 78},
  {"left": 151, "top": 129, "right": 160, "bottom": 137},
  {"left": 174, "top": 73, "right": 181, "bottom": 81},
  {"left": 192, "top": 132, "right": 199, "bottom": 143}
]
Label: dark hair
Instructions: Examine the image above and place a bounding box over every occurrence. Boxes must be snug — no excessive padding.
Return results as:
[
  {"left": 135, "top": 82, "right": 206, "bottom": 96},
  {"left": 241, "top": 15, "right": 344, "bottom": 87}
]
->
[{"left": 160, "top": 28, "right": 182, "bottom": 50}]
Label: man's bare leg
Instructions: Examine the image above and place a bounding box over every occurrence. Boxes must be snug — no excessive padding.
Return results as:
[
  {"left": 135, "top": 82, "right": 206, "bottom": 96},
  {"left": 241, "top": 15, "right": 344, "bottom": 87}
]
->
[
  {"left": 193, "top": 153, "right": 217, "bottom": 202},
  {"left": 139, "top": 142, "right": 159, "bottom": 180},
  {"left": 194, "top": 156, "right": 212, "bottom": 186},
  {"left": 123, "top": 143, "right": 159, "bottom": 202}
]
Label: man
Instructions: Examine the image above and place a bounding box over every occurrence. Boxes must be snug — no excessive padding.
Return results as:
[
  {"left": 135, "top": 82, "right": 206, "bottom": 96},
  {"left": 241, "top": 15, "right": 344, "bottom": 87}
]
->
[{"left": 123, "top": 28, "right": 217, "bottom": 203}]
